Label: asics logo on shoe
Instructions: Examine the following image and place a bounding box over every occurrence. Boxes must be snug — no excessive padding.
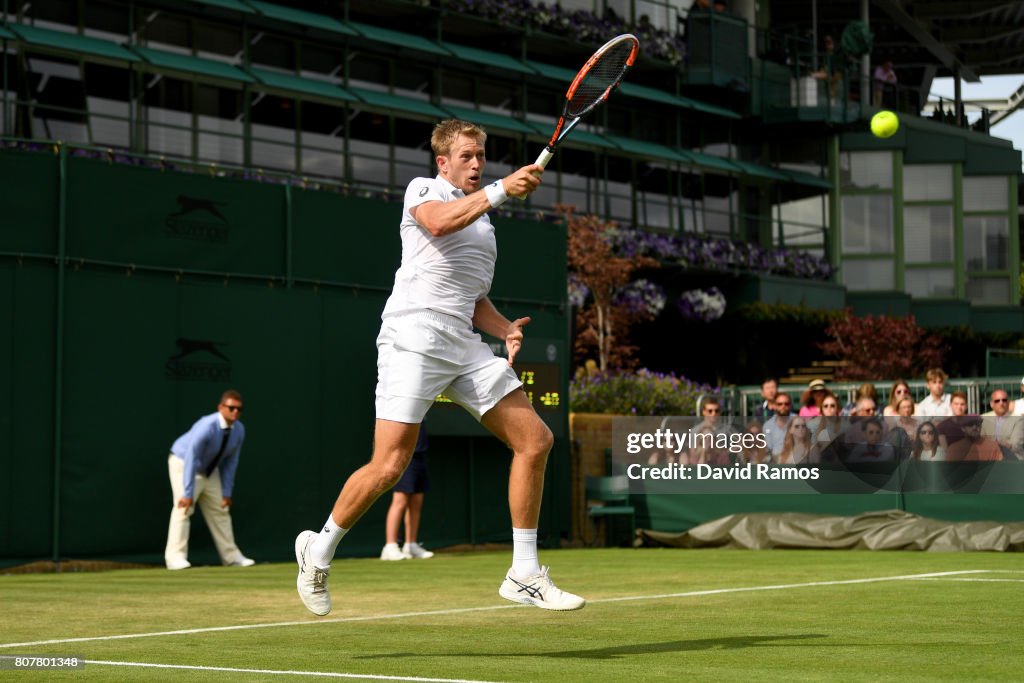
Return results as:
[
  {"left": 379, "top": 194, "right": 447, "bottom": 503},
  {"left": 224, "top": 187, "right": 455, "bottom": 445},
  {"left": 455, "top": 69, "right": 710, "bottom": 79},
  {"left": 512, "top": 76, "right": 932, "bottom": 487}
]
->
[{"left": 508, "top": 576, "right": 543, "bottom": 600}]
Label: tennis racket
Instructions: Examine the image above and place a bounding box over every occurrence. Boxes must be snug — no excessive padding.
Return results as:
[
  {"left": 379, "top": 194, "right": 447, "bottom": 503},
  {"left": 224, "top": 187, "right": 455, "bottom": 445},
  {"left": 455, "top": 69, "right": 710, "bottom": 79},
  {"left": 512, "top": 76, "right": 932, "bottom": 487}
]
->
[{"left": 533, "top": 34, "right": 639, "bottom": 171}]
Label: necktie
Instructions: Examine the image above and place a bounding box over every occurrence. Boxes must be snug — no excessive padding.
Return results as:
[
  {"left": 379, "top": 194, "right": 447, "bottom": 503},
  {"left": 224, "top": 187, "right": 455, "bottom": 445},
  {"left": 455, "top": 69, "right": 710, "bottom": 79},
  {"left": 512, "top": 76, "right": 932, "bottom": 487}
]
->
[{"left": 205, "top": 428, "right": 231, "bottom": 477}]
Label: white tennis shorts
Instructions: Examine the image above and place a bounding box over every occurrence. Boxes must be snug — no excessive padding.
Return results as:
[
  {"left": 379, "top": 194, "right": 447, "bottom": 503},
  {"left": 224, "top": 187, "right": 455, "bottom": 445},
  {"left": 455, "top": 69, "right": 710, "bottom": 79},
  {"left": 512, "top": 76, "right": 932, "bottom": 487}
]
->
[{"left": 375, "top": 310, "right": 523, "bottom": 423}]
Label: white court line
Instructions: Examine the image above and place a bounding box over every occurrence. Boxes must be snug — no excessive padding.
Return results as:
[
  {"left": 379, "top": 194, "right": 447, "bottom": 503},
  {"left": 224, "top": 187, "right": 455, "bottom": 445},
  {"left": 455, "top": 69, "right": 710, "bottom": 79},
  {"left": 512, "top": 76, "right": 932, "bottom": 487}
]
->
[
  {"left": 82, "top": 660, "right": 501, "bottom": 682},
  {"left": 0, "top": 570, "right": 999, "bottom": 650},
  {"left": 909, "top": 578, "right": 1024, "bottom": 583}
]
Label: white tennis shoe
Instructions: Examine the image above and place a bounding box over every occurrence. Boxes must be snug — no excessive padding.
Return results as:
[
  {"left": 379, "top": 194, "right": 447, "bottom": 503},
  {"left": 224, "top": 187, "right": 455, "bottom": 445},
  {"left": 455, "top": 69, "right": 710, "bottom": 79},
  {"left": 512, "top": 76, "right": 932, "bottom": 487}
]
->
[
  {"left": 403, "top": 542, "right": 434, "bottom": 559},
  {"left": 498, "top": 566, "right": 586, "bottom": 611},
  {"left": 380, "top": 543, "right": 408, "bottom": 561},
  {"left": 295, "top": 530, "right": 331, "bottom": 616}
]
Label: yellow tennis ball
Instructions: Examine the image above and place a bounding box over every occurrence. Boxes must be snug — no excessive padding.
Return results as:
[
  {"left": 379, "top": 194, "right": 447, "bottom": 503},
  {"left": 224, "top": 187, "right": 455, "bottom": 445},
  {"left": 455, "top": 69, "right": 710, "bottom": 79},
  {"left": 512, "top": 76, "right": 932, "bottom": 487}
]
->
[{"left": 871, "top": 110, "right": 899, "bottom": 138}]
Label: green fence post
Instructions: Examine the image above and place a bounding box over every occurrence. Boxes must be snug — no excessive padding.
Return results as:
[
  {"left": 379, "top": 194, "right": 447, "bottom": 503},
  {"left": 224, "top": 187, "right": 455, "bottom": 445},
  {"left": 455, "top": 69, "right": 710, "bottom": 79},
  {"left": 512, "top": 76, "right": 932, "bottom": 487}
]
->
[{"left": 52, "top": 143, "right": 68, "bottom": 565}]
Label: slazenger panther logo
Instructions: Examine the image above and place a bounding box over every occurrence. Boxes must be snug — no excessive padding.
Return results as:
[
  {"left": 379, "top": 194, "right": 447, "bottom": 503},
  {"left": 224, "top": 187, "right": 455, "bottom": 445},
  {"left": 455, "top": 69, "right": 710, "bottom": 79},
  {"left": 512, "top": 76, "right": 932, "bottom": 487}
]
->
[
  {"left": 165, "top": 195, "right": 230, "bottom": 242},
  {"left": 165, "top": 338, "right": 232, "bottom": 382}
]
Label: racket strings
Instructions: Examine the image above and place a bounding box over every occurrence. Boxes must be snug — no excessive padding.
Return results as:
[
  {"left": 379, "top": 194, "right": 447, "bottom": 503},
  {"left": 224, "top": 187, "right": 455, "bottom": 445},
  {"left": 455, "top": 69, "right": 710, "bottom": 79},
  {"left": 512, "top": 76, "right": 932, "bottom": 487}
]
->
[{"left": 567, "top": 41, "right": 635, "bottom": 117}]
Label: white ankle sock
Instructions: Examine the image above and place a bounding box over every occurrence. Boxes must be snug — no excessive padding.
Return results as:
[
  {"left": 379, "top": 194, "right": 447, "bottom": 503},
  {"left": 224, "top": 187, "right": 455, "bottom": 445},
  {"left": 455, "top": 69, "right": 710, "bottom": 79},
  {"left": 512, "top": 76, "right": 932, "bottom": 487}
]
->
[
  {"left": 511, "top": 528, "right": 540, "bottom": 577},
  {"left": 310, "top": 515, "right": 347, "bottom": 568}
]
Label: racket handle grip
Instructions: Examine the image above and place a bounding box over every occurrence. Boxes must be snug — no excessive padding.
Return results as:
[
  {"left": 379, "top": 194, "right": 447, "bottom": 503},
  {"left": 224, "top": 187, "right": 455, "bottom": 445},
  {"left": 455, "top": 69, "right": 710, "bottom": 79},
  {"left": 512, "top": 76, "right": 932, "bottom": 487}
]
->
[
  {"left": 513, "top": 147, "right": 555, "bottom": 201},
  {"left": 534, "top": 147, "right": 555, "bottom": 170}
]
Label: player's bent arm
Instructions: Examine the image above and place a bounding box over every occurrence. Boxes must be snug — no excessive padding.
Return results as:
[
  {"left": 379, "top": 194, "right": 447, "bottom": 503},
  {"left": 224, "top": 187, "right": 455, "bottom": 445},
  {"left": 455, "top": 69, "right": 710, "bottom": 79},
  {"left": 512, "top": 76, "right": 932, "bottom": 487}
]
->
[
  {"left": 474, "top": 297, "right": 531, "bottom": 365},
  {"left": 413, "top": 165, "right": 544, "bottom": 237},
  {"left": 413, "top": 191, "right": 494, "bottom": 237},
  {"left": 472, "top": 297, "right": 513, "bottom": 339}
]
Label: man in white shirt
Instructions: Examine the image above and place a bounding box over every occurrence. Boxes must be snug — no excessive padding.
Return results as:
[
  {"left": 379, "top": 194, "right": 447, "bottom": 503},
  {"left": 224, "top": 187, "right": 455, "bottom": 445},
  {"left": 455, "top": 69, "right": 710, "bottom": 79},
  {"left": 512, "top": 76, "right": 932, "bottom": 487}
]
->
[
  {"left": 762, "top": 393, "right": 793, "bottom": 457},
  {"left": 982, "top": 389, "right": 1023, "bottom": 459},
  {"left": 293, "top": 119, "right": 584, "bottom": 617},
  {"left": 915, "top": 368, "right": 951, "bottom": 417}
]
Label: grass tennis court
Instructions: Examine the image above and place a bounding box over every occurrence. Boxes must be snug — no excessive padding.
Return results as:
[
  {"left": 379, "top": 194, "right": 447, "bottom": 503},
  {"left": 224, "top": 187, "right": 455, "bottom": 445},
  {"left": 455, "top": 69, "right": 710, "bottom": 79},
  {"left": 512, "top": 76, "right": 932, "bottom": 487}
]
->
[{"left": 2, "top": 548, "right": 1022, "bottom": 681}]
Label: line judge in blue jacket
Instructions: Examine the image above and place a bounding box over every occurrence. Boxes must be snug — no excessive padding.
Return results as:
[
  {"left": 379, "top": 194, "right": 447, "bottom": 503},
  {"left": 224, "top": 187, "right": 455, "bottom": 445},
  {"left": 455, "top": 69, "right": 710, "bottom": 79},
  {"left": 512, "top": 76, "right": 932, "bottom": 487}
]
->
[{"left": 164, "top": 390, "right": 255, "bottom": 570}]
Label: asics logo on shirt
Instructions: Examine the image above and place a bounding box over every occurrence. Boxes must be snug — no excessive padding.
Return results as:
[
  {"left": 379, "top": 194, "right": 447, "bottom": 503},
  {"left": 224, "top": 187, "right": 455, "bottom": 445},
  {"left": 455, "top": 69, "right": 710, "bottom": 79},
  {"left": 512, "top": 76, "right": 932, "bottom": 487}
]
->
[{"left": 419, "top": 186, "right": 429, "bottom": 197}]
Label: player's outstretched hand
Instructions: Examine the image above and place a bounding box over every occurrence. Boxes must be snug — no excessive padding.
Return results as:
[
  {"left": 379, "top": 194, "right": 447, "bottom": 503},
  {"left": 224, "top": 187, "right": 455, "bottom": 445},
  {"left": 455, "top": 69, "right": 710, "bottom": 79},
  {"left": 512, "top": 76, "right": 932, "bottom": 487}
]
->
[
  {"left": 505, "top": 165, "right": 544, "bottom": 199},
  {"left": 506, "top": 316, "right": 531, "bottom": 365}
]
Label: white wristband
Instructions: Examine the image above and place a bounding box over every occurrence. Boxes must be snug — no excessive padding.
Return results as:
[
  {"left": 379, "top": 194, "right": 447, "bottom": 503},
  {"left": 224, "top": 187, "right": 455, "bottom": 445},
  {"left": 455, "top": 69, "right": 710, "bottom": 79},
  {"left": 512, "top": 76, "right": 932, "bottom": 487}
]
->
[{"left": 484, "top": 180, "right": 508, "bottom": 208}]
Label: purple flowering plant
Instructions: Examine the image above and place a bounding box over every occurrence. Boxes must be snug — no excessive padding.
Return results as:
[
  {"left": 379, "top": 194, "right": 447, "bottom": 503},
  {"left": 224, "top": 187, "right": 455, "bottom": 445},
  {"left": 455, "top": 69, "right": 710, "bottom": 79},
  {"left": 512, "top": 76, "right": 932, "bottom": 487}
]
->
[
  {"left": 677, "top": 286, "right": 727, "bottom": 322},
  {"left": 570, "top": 367, "right": 719, "bottom": 415},
  {"left": 601, "top": 227, "right": 834, "bottom": 281}
]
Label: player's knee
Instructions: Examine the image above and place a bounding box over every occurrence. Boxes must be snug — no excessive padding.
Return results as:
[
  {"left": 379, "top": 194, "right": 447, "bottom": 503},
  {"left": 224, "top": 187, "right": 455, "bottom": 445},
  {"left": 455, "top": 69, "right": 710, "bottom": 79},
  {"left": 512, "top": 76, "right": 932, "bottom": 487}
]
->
[
  {"left": 536, "top": 424, "right": 554, "bottom": 455},
  {"left": 376, "top": 463, "right": 406, "bottom": 490}
]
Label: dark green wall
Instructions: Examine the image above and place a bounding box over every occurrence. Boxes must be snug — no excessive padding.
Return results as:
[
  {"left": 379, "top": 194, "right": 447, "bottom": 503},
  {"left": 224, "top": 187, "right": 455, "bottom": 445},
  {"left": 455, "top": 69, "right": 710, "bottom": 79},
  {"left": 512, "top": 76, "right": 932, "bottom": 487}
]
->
[{"left": 0, "top": 149, "right": 570, "bottom": 566}]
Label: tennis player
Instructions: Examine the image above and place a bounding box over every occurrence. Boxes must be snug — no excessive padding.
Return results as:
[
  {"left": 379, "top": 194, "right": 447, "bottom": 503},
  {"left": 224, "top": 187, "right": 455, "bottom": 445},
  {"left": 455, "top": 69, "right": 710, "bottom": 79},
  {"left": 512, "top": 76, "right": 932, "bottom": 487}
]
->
[{"left": 294, "top": 119, "right": 585, "bottom": 615}]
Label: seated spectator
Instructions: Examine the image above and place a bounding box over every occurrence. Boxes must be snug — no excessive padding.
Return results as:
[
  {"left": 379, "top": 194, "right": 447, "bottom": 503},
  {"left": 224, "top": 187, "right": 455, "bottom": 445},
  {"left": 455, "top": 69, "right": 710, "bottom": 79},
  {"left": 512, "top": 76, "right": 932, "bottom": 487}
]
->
[
  {"left": 883, "top": 381, "right": 912, "bottom": 417},
  {"left": 682, "top": 397, "right": 737, "bottom": 466},
  {"left": 810, "top": 395, "right": 843, "bottom": 462},
  {"left": 981, "top": 388, "right": 1023, "bottom": 460},
  {"left": 754, "top": 378, "right": 778, "bottom": 419},
  {"left": 647, "top": 447, "right": 677, "bottom": 466},
  {"left": 911, "top": 421, "right": 944, "bottom": 461},
  {"left": 892, "top": 397, "right": 918, "bottom": 441},
  {"left": 778, "top": 417, "right": 814, "bottom": 464},
  {"left": 916, "top": 368, "right": 951, "bottom": 417},
  {"left": 843, "top": 383, "right": 879, "bottom": 416},
  {"left": 937, "top": 391, "right": 970, "bottom": 450},
  {"left": 945, "top": 416, "right": 1003, "bottom": 461},
  {"left": 844, "top": 417, "right": 896, "bottom": 462},
  {"left": 763, "top": 393, "right": 793, "bottom": 457},
  {"left": 799, "top": 379, "right": 829, "bottom": 417},
  {"left": 743, "top": 420, "right": 770, "bottom": 465}
]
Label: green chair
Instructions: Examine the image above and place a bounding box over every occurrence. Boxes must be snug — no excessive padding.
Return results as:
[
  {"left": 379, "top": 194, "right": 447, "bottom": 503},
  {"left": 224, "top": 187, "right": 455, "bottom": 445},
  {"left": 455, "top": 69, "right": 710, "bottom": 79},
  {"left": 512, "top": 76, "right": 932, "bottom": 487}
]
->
[{"left": 585, "top": 475, "right": 636, "bottom": 547}]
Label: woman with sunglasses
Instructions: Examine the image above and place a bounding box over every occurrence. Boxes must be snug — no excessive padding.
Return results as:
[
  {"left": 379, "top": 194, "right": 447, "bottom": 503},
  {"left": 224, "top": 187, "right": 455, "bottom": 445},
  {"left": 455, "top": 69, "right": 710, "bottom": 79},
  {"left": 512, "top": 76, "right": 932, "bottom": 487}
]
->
[
  {"left": 911, "top": 421, "right": 945, "bottom": 461},
  {"left": 883, "top": 381, "right": 912, "bottom": 417},
  {"left": 778, "top": 418, "right": 814, "bottom": 464},
  {"left": 810, "top": 395, "right": 843, "bottom": 462}
]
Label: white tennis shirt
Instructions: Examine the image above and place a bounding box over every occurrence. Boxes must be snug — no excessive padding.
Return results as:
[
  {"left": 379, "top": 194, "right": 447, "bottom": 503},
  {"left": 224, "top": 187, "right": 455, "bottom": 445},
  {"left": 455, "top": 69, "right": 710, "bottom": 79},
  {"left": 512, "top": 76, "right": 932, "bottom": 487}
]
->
[{"left": 381, "top": 175, "right": 497, "bottom": 326}]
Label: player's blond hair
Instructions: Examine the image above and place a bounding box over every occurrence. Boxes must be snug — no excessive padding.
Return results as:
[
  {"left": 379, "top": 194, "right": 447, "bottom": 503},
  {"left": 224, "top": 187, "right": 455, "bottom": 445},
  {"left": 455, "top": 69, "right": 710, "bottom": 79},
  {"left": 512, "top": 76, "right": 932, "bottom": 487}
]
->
[{"left": 431, "top": 119, "right": 487, "bottom": 158}]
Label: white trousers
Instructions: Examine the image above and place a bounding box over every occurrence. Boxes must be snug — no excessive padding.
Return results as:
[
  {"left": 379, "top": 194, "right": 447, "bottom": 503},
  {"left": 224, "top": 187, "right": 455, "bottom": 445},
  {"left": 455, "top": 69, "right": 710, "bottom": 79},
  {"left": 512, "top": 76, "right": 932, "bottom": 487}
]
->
[{"left": 165, "top": 454, "right": 245, "bottom": 566}]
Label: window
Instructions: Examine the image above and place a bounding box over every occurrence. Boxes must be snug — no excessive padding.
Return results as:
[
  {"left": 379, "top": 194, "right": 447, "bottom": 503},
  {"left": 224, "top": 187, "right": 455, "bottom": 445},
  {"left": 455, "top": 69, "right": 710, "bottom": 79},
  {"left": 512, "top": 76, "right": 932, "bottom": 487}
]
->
[
  {"left": 85, "top": 62, "right": 131, "bottom": 147},
  {"left": 348, "top": 109, "right": 390, "bottom": 188},
  {"left": 300, "top": 101, "right": 346, "bottom": 179},
  {"left": 903, "top": 164, "right": 952, "bottom": 201},
  {"left": 250, "top": 33, "right": 295, "bottom": 71},
  {"left": 963, "top": 176, "right": 1009, "bottom": 212},
  {"left": 841, "top": 195, "right": 892, "bottom": 254},
  {"left": 905, "top": 269, "right": 955, "bottom": 298},
  {"left": 196, "top": 23, "right": 243, "bottom": 64},
  {"left": 843, "top": 259, "right": 894, "bottom": 291},
  {"left": 840, "top": 151, "right": 892, "bottom": 190},
  {"left": 703, "top": 174, "right": 736, "bottom": 237},
  {"left": 82, "top": 1, "right": 129, "bottom": 42},
  {"left": 143, "top": 75, "right": 192, "bottom": 157},
  {"left": 250, "top": 93, "right": 296, "bottom": 171},
  {"left": 966, "top": 277, "right": 1010, "bottom": 305},
  {"left": 637, "top": 164, "right": 674, "bottom": 230},
  {"left": 903, "top": 206, "right": 952, "bottom": 263},
  {"left": 779, "top": 195, "right": 827, "bottom": 249},
  {"left": 964, "top": 216, "right": 1008, "bottom": 271},
  {"left": 302, "top": 44, "right": 344, "bottom": 81},
  {"left": 140, "top": 12, "right": 191, "bottom": 55},
  {"left": 197, "top": 84, "right": 243, "bottom": 165},
  {"left": 25, "top": 55, "right": 88, "bottom": 143}
]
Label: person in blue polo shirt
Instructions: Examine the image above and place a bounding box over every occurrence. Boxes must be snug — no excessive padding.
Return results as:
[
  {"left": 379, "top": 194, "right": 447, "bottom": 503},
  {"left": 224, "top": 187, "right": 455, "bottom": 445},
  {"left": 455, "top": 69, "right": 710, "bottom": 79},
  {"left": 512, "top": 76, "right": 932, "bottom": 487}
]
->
[{"left": 164, "top": 389, "right": 255, "bottom": 570}]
